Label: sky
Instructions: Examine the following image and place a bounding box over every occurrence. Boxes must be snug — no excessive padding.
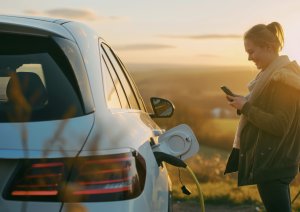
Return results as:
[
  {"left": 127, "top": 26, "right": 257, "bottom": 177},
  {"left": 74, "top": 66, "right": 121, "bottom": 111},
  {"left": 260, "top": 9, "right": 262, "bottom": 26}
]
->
[{"left": 1, "top": 0, "right": 300, "bottom": 67}]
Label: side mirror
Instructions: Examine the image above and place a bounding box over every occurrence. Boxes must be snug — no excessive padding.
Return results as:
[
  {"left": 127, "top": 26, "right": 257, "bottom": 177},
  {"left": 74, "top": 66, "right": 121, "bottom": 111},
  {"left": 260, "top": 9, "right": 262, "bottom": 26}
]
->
[{"left": 150, "top": 97, "right": 174, "bottom": 118}]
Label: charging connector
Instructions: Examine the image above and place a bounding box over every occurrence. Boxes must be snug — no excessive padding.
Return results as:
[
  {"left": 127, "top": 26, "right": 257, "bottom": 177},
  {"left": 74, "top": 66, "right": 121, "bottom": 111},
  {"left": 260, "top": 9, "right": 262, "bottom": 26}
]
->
[{"left": 178, "top": 168, "right": 191, "bottom": 195}]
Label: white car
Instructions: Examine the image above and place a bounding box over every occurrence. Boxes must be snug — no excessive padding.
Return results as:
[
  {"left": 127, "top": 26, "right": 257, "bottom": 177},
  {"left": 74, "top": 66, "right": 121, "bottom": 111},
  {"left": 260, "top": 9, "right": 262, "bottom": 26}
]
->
[{"left": 0, "top": 15, "right": 199, "bottom": 212}]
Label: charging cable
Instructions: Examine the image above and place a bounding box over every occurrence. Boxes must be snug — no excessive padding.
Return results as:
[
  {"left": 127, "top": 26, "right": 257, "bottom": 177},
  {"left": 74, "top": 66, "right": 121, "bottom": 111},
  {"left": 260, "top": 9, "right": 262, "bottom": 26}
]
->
[
  {"left": 153, "top": 152, "right": 205, "bottom": 212},
  {"left": 186, "top": 165, "right": 205, "bottom": 211}
]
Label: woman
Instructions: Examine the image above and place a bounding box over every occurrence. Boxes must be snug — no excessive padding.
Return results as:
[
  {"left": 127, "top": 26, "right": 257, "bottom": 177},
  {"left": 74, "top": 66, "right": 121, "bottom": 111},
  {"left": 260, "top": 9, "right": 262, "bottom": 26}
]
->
[{"left": 224, "top": 22, "right": 300, "bottom": 211}]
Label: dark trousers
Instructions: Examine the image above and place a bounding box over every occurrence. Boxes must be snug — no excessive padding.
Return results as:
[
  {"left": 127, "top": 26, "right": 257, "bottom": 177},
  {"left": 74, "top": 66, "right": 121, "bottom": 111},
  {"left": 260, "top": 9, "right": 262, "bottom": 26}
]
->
[{"left": 257, "top": 177, "right": 293, "bottom": 212}]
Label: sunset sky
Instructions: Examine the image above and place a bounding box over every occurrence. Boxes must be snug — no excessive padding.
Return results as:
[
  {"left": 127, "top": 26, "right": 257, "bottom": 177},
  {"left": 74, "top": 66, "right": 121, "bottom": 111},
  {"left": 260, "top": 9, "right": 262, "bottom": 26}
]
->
[{"left": 1, "top": 0, "right": 300, "bottom": 68}]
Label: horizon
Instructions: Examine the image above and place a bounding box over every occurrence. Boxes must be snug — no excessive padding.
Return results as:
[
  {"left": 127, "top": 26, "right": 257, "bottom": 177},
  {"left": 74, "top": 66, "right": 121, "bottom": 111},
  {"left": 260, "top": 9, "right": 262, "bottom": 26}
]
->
[{"left": 126, "top": 62, "right": 257, "bottom": 72}]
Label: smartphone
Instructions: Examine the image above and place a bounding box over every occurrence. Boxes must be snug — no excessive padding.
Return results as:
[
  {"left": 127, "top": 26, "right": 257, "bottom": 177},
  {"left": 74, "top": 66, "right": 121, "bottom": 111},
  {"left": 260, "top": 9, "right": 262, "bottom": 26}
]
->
[{"left": 220, "top": 86, "right": 236, "bottom": 96}]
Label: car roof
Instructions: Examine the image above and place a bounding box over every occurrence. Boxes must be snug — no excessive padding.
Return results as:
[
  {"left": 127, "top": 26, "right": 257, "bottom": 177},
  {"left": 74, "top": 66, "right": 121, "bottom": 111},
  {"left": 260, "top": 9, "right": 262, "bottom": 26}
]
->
[
  {"left": 0, "top": 15, "right": 67, "bottom": 23},
  {"left": 0, "top": 15, "right": 75, "bottom": 41}
]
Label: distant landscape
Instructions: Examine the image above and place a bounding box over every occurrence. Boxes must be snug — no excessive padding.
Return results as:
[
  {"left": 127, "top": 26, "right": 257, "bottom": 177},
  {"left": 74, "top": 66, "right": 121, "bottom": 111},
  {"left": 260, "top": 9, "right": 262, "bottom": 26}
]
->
[{"left": 130, "top": 65, "right": 257, "bottom": 150}]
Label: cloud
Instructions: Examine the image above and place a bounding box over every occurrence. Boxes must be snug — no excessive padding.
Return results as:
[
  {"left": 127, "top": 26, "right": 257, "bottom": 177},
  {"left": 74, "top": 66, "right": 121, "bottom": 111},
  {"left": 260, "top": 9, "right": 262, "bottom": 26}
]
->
[
  {"left": 24, "top": 10, "right": 41, "bottom": 16},
  {"left": 115, "top": 44, "right": 175, "bottom": 51},
  {"left": 160, "top": 34, "right": 242, "bottom": 40},
  {"left": 24, "top": 8, "right": 126, "bottom": 22},
  {"left": 108, "top": 16, "right": 128, "bottom": 21},
  {"left": 196, "top": 54, "right": 220, "bottom": 58},
  {"left": 45, "top": 8, "right": 98, "bottom": 20}
]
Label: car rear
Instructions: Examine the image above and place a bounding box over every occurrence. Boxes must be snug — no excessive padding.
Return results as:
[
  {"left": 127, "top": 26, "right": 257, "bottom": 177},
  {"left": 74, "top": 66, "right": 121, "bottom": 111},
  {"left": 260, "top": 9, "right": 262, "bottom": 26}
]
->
[{"left": 0, "top": 16, "right": 96, "bottom": 211}]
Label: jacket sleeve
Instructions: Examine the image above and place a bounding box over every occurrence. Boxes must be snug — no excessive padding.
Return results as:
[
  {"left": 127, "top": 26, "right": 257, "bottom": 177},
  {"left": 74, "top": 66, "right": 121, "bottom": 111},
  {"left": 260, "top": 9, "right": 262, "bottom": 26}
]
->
[{"left": 241, "top": 81, "right": 298, "bottom": 137}]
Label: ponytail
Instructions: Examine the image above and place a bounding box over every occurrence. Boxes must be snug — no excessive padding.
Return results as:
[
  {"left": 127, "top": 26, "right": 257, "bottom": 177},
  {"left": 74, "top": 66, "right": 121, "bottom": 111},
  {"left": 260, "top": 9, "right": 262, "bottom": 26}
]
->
[
  {"left": 244, "top": 22, "right": 285, "bottom": 52},
  {"left": 266, "top": 22, "right": 284, "bottom": 51}
]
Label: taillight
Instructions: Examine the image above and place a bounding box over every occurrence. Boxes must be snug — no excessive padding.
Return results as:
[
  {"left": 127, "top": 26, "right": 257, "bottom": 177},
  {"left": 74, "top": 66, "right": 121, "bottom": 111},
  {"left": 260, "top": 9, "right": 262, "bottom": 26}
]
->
[
  {"left": 65, "top": 152, "right": 146, "bottom": 202},
  {"left": 4, "top": 151, "right": 146, "bottom": 202},
  {"left": 4, "top": 159, "right": 69, "bottom": 201}
]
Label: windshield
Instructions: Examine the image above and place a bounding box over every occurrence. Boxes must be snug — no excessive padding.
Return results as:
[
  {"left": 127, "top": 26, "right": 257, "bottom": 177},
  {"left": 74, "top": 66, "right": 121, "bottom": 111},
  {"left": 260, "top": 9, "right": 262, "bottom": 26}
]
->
[{"left": 0, "top": 34, "right": 84, "bottom": 122}]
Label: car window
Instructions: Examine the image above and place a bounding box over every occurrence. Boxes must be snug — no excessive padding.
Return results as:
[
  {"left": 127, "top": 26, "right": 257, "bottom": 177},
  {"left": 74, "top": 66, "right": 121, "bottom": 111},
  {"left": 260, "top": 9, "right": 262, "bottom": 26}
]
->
[
  {"left": 102, "top": 44, "right": 140, "bottom": 110},
  {"left": 100, "top": 55, "right": 122, "bottom": 109},
  {"left": 54, "top": 37, "right": 94, "bottom": 114},
  {"left": 101, "top": 51, "right": 129, "bottom": 109},
  {"left": 0, "top": 34, "right": 84, "bottom": 122},
  {"left": 116, "top": 56, "right": 147, "bottom": 112}
]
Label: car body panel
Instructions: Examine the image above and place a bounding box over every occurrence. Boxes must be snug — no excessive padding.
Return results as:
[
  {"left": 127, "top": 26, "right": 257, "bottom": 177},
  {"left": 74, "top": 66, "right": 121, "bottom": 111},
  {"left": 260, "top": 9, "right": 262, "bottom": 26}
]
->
[
  {"left": 0, "top": 114, "right": 94, "bottom": 159},
  {"left": 82, "top": 112, "right": 159, "bottom": 152}
]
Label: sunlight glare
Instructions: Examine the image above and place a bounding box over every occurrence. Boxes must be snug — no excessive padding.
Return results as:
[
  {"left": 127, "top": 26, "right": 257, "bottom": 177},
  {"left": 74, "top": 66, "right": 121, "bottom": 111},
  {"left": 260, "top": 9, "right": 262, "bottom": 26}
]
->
[{"left": 281, "top": 21, "right": 300, "bottom": 63}]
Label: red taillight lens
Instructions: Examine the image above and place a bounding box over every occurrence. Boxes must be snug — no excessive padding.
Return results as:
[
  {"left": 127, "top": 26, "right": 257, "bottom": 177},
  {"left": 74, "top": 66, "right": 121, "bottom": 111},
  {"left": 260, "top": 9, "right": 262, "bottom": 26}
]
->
[
  {"left": 4, "top": 151, "right": 146, "bottom": 202},
  {"left": 66, "top": 152, "right": 145, "bottom": 202},
  {"left": 4, "top": 159, "right": 68, "bottom": 201}
]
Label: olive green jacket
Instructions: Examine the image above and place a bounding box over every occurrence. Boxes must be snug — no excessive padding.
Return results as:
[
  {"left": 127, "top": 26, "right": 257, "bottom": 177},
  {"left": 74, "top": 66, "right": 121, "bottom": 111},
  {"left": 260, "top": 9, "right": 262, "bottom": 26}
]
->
[{"left": 226, "top": 61, "right": 300, "bottom": 186}]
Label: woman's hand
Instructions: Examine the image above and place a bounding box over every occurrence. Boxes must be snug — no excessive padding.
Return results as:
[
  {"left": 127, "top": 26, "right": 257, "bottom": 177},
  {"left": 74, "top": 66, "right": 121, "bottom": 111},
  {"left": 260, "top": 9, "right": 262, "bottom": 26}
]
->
[{"left": 226, "top": 95, "right": 247, "bottom": 110}]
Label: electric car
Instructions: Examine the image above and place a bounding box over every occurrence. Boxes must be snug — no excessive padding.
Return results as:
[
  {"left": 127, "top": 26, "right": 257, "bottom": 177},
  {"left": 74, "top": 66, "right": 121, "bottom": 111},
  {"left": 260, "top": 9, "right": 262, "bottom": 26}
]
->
[{"left": 0, "top": 15, "right": 199, "bottom": 212}]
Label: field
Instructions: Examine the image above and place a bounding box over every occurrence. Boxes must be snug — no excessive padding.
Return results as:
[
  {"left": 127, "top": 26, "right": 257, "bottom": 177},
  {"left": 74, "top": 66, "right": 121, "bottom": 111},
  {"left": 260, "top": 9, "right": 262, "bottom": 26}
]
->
[
  {"left": 130, "top": 66, "right": 300, "bottom": 211},
  {"left": 131, "top": 66, "right": 256, "bottom": 150}
]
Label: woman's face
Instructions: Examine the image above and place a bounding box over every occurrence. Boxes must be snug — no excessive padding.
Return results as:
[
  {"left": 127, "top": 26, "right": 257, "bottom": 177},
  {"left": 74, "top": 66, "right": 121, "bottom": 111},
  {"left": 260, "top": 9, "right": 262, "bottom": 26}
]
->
[{"left": 244, "top": 39, "right": 274, "bottom": 70}]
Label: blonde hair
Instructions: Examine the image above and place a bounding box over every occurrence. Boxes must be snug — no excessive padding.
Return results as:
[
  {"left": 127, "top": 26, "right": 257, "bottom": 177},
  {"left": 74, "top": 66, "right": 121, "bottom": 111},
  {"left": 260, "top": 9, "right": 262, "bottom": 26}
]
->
[{"left": 244, "top": 22, "right": 284, "bottom": 52}]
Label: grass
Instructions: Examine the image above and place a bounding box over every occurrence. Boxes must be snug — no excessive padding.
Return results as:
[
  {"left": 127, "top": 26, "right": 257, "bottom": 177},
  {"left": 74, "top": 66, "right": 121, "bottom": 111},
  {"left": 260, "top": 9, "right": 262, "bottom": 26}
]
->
[
  {"left": 167, "top": 153, "right": 300, "bottom": 210},
  {"left": 197, "top": 118, "right": 238, "bottom": 150},
  {"left": 200, "top": 119, "right": 238, "bottom": 137},
  {"left": 172, "top": 181, "right": 261, "bottom": 206}
]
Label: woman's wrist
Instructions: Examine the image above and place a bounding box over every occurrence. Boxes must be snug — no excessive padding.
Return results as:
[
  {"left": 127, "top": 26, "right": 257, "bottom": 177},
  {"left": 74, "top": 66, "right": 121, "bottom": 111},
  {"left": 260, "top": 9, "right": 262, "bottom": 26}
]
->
[{"left": 241, "top": 101, "right": 251, "bottom": 115}]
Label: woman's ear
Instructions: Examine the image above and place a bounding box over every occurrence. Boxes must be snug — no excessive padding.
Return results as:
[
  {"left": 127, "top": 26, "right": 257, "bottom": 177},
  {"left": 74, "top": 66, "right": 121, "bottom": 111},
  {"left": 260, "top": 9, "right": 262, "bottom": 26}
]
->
[{"left": 266, "top": 44, "right": 276, "bottom": 53}]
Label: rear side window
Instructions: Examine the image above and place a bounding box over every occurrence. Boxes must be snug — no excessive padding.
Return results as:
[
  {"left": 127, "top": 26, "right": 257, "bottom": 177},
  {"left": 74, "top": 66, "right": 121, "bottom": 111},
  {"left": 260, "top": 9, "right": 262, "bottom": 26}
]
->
[
  {"left": 102, "top": 44, "right": 140, "bottom": 110},
  {"left": 101, "top": 50, "right": 129, "bottom": 109},
  {"left": 100, "top": 55, "right": 122, "bottom": 109},
  {"left": 0, "top": 34, "right": 84, "bottom": 122}
]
